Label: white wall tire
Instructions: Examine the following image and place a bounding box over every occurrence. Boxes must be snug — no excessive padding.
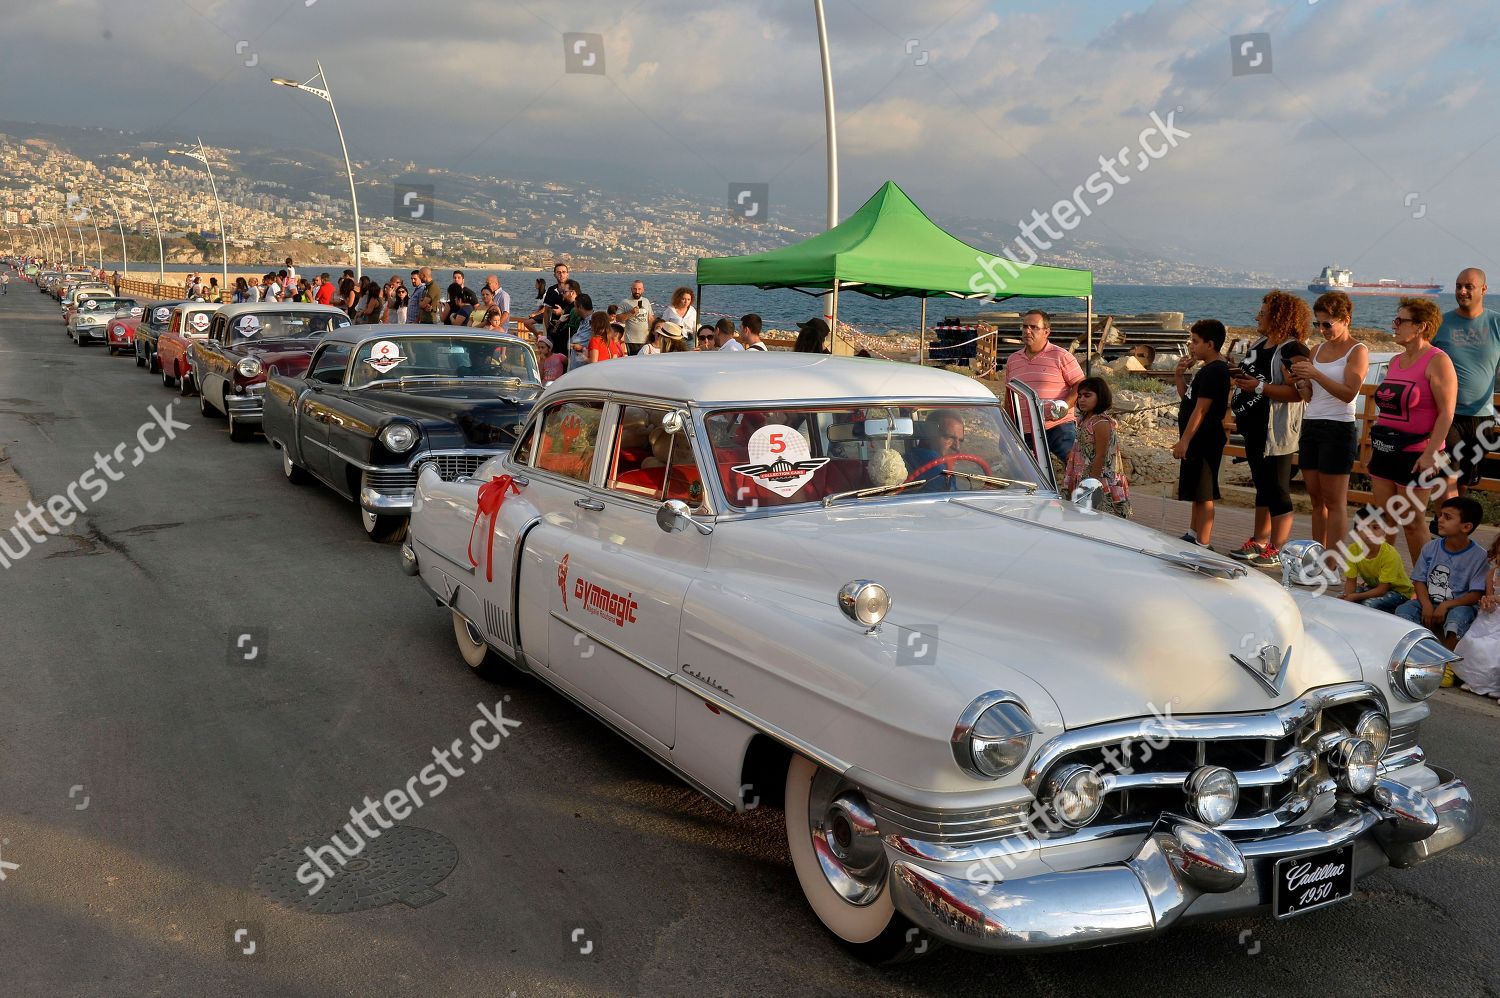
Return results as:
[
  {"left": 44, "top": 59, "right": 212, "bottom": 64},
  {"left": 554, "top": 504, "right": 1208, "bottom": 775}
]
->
[
  {"left": 451, "top": 610, "right": 505, "bottom": 679},
  {"left": 784, "top": 755, "right": 927, "bottom": 961}
]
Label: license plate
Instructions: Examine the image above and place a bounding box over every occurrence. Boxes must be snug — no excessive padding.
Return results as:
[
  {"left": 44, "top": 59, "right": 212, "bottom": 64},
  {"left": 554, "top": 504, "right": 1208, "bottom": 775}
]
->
[{"left": 1273, "top": 844, "right": 1355, "bottom": 919}]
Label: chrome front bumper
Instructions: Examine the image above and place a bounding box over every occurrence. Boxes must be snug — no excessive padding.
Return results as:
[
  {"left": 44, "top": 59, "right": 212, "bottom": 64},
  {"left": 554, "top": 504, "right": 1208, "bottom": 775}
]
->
[
  {"left": 359, "top": 487, "right": 412, "bottom": 515},
  {"left": 222, "top": 387, "right": 267, "bottom": 423},
  {"left": 888, "top": 767, "right": 1477, "bottom": 953}
]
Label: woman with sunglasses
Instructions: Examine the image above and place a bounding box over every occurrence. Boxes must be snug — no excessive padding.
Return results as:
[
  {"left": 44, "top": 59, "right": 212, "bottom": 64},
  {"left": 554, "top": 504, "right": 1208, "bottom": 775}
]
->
[
  {"left": 1289, "top": 291, "right": 1368, "bottom": 550},
  {"left": 1364, "top": 298, "right": 1458, "bottom": 562}
]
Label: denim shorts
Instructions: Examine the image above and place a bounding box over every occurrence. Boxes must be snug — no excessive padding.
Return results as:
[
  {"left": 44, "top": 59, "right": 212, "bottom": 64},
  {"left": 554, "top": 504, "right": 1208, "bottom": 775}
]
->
[{"left": 1394, "top": 599, "right": 1478, "bottom": 638}]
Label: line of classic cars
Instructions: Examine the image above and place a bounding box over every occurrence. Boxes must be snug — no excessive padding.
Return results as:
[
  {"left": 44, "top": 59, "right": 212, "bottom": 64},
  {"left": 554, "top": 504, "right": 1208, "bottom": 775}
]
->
[{"left": 20, "top": 270, "right": 1485, "bottom": 963}]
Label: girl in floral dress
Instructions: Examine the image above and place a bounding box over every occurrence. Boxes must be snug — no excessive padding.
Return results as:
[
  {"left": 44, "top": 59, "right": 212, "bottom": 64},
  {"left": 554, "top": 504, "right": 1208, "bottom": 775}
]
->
[{"left": 1064, "top": 377, "right": 1131, "bottom": 518}]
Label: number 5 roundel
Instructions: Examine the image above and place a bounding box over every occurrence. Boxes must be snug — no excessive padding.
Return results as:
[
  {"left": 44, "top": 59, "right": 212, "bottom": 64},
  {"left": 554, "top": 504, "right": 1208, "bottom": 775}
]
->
[{"left": 731, "top": 424, "right": 828, "bottom": 498}]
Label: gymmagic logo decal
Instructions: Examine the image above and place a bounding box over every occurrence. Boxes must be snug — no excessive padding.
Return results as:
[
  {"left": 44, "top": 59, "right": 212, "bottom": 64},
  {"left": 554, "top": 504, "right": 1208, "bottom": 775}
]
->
[{"left": 558, "top": 553, "right": 639, "bottom": 627}]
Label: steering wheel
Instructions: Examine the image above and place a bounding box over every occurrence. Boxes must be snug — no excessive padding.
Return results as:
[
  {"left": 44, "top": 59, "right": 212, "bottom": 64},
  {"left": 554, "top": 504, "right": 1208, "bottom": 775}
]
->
[{"left": 905, "top": 453, "right": 993, "bottom": 482}]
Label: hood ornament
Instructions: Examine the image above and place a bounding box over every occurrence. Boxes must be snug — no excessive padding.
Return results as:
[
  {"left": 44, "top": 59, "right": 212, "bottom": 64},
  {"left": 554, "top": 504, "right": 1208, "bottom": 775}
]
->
[{"left": 1232, "top": 643, "right": 1292, "bottom": 698}]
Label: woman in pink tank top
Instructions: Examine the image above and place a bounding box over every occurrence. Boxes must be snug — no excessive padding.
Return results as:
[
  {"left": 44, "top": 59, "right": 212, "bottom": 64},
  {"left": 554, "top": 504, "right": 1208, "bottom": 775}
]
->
[{"left": 1365, "top": 298, "right": 1458, "bottom": 561}]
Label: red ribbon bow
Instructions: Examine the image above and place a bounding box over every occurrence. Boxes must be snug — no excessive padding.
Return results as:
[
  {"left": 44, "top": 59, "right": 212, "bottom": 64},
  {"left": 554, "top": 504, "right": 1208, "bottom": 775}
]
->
[{"left": 467, "top": 474, "right": 521, "bottom": 582}]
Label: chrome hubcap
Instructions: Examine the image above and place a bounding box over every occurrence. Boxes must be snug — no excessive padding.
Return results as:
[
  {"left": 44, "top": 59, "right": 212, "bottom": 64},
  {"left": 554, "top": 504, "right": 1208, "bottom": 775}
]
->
[
  {"left": 806, "top": 770, "right": 885, "bottom": 905},
  {"left": 463, "top": 619, "right": 485, "bottom": 648},
  {"left": 282, "top": 450, "right": 294, "bottom": 477}
]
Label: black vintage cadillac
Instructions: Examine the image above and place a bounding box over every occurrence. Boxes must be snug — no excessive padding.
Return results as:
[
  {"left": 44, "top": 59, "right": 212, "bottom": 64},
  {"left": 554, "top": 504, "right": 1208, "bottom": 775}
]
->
[
  {"left": 262, "top": 324, "right": 542, "bottom": 542},
  {"left": 133, "top": 299, "right": 191, "bottom": 373}
]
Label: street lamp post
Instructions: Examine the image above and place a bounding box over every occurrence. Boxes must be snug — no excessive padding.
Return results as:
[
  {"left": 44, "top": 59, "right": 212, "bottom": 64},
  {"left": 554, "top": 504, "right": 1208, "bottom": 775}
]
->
[
  {"left": 273, "top": 61, "right": 361, "bottom": 282},
  {"left": 172, "top": 138, "right": 229, "bottom": 299},
  {"left": 86, "top": 194, "right": 105, "bottom": 272},
  {"left": 108, "top": 198, "right": 129, "bottom": 277},
  {"left": 813, "top": 0, "right": 846, "bottom": 354},
  {"left": 58, "top": 210, "right": 75, "bottom": 264},
  {"left": 136, "top": 180, "right": 166, "bottom": 292}
]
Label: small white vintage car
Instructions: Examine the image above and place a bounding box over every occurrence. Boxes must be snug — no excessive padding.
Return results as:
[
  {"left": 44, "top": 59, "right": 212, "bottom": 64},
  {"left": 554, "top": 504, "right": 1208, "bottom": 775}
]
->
[{"left": 402, "top": 353, "right": 1477, "bottom": 960}]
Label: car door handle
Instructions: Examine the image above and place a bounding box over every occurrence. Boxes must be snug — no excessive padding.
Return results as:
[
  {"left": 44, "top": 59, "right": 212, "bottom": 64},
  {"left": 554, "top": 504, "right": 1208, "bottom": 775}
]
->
[{"left": 574, "top": 498, "right": 605, "bottom": 511}]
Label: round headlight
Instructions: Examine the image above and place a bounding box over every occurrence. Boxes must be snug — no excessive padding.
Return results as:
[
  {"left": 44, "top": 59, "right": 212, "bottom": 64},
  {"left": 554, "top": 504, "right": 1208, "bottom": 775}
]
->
[
  {"left": 1388, "top": 632, "right": 1453, "bottom": 701},
  {"left": 1045, "top": 763, "right": 1105, "bottom": 828},
  {"left": 1184, "top": 766, "right": 1240, "bottom": 826},
  {"left": 237, "top": 357, "right": 263, "bottom": 378},
  {"left": 1354, "top": 710, "right": 1390, "bottom": 758},
  {"left": 837, "top": 581, "right": 890, "bottom": 628},
  {"left": 1332, "top": 738, "right": 1378, "bottom": 794},
  {"left": 379, "top": 423, "right": 418, "bottom": 453},
  {"left": 951, "top": 693, "right": 1035, "bottom": 779}
]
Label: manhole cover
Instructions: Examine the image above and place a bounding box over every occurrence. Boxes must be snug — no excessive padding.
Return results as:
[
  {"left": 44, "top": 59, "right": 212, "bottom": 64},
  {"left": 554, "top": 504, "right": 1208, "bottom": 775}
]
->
[{"left": 253, "top": 825, "right": 459, "bottom": 914}]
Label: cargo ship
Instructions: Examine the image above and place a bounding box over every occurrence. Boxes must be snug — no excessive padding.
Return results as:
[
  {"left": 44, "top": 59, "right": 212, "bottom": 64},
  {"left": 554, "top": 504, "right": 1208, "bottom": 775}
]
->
[{"left": 1308, "top": 265, "right": 1442, "bottom": 296}]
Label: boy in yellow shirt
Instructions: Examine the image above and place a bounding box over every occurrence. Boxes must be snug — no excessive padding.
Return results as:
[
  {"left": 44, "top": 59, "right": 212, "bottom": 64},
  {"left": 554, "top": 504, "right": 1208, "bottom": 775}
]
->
[{"left": 1341, "top": 512, "right": 1414, "bottom": 613}]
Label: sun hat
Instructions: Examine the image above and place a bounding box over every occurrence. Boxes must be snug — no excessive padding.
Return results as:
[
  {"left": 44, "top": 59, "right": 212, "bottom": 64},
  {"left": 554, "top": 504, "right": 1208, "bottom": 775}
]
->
[{"left": 658, "top": 321, "right": 685, "bottom": 340}]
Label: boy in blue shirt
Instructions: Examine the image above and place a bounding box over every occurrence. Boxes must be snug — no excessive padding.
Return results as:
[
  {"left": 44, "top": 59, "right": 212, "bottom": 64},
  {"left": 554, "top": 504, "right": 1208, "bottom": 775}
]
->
[{"left": 1396, "top": 496, "right": 1490, "bottom": 651}]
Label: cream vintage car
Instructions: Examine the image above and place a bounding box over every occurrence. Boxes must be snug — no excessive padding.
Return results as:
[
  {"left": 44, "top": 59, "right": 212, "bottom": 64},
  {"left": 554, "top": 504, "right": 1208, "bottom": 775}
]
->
[{"left": 401, "top": 353, "right": 1478, "bottom": 961}]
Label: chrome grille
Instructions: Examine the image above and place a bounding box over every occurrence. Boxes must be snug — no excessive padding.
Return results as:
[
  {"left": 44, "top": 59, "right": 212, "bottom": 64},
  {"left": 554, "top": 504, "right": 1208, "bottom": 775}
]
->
[
  {"left": 867, "top": 792, "right": 1031, "bottom": 844},
  {"left": 1386, "top": 722, "right": 1420, "bottom": 758},
  {"left": 412, "top": 451, "right": 500, "bottom": 482},
  {"left": 365, "top": 468, "right": 417, "bottom": 499},
  {"left": 1028, "top": 685, "right": 1385, "bottom": 837}
]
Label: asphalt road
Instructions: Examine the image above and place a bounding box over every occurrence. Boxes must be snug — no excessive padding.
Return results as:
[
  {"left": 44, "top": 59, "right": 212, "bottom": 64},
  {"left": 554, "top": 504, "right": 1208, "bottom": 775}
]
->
[{"left": 0, "top": 284, "right": 1496, "bottom": 998}]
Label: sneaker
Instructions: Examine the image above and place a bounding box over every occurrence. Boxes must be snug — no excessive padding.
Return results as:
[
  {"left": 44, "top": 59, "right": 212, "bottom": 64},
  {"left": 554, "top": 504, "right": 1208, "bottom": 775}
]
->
[
  {"left": 1180, "top": 531, "right": 1198, "bottom": 545},
  {"left": 1247, "top": 545, "right": 1281, "bottom": 568},
  {"left": 1228, "top": 539, "right": 1265, "bottom": 561}
]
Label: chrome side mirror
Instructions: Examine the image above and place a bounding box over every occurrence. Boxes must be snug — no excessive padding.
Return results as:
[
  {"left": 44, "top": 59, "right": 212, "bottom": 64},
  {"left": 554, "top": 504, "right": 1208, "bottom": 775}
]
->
[
  {"left": 662, "top": 410, "right": 687, "bottom": 435},
  {"left": 656, "top": 499, "right": 712, "bottom": 536},
  {"left": 1070, "top": 478, "right": 1103, "bottom": 511}
]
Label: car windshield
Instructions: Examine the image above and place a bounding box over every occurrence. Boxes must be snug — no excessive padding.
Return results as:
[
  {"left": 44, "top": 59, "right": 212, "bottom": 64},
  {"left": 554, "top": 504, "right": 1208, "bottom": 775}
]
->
[
  {"left": 230, "top": 311, "right": 349, "bottom": 342},
  {"left": 704, "top": 403, "right": 1043, "bottom": 509},
  {"left": 77, "top": 298, "right": 138, "bottom": 315},
  {"left": 347, "top": 335, "right": 541, "bottom": 389}
]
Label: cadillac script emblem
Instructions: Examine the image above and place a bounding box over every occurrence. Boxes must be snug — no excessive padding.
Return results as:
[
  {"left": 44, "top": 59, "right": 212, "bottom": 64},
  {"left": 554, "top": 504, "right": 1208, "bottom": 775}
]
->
[{"left": 1231, "top": 643, "right": 1292, "bottom": 698}]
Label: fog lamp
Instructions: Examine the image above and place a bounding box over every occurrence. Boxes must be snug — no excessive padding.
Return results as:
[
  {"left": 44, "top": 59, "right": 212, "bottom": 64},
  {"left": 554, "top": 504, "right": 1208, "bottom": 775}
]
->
[
  {"left": 1045, "top": 763, "right": 1105, "bottom": 828},
  {"left": 1184, "top": 765, "right": 1240, "bottom": 826}
]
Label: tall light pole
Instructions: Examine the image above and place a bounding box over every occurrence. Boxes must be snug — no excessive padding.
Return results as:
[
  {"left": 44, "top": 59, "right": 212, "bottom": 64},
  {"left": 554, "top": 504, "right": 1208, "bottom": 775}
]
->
[
  {"left": 273, "top": 61, "right": 361, "bottom": 281},
  {"left": 813, "top": 0, "right": 845, "bottom": 353},
  {"left": 85, "top": 193, "right": 105, "bottom": 272},
  {"left": 58, "top": 209, "right": 75, "bottom": 264},
  {"left": 136, "top": 180, "right": 166, "bottom": 291},
  {"left": 108, "top": 198, "right": 129, "bottom": 277},
  {"left": 172, "top": 138, "right": 229, "bottom": 298}
]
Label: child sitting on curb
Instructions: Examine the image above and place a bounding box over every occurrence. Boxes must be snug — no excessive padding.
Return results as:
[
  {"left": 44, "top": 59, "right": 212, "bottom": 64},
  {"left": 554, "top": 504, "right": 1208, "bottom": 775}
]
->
[
  {"left": 1340, "top": 509, "right": 1414, "bottom": 613},
  {"left": 1395, "top": 496, "right": 1490, "bottom": 664}
]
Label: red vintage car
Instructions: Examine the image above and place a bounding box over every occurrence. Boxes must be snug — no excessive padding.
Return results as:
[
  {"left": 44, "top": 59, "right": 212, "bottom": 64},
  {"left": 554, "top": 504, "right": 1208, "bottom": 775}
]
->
[
  {"left": 155, "top": 302, "right": 222, "bottom": 393},
  {"left": 105, "top": 306, "right": 146, "bottom": 356}
]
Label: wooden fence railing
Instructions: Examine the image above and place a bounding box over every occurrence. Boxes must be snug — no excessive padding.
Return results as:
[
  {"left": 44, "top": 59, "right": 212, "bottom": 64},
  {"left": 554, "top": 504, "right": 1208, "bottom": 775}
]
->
[{"left": 1223, "top": 384, "right": 1500, "bottom": 503}]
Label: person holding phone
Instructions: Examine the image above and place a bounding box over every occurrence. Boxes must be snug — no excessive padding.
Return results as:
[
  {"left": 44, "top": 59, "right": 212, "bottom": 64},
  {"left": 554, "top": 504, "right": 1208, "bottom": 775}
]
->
[{"left": 617, "top": 280, "right": 653, "bottom": 355}]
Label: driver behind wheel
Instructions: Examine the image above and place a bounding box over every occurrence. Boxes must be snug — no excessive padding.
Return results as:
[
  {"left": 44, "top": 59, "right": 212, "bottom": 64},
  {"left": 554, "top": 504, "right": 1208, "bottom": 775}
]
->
[{"left": 909, "top": 411, "right": 966, "bottom": 492}]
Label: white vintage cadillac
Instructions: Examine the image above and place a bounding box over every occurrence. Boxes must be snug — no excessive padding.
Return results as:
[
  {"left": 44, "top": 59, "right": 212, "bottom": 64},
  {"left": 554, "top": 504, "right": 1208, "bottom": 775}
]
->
[{"left": 402, "top": 353, "right": 1478, "bottom": 960}]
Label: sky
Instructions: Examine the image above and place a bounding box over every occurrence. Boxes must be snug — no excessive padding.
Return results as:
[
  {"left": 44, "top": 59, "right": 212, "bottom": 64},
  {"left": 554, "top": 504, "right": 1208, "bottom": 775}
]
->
[{"left": 2, "top": 0, "right": 1497, "bottom": 284}]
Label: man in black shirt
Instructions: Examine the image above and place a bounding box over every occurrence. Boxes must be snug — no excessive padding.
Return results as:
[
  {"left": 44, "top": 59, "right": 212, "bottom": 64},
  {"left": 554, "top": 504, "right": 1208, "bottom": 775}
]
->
[
  {"left": 541, "top": 262, "right": 572, "bottom": 348},
  {"left": 1172, "top": 319, "right": 1231, "bottom": 546}
]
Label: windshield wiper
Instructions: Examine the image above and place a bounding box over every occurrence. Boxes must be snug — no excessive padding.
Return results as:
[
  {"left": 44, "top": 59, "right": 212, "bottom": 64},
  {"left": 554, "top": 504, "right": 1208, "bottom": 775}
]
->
[
  {"left": 942, "top": 469, "right": 1039, "bottom": 493},
  {"left": 821, "top": 478, "right": 928, "bottom": 507}
]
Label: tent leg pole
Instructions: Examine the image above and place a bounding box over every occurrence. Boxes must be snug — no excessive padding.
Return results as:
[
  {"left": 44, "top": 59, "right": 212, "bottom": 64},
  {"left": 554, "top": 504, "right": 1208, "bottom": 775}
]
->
[
  {"left": 830, "top": 279, "right": 847, "bottom": 355},
  {"left": 696, "top": 284, "right": 702, "bottom": 337},
  {"left": 1085, "top": 295, "right": 1094, "bottom": 376},
  {"left": 919, "top": 298, "right": 926, "bottom": 367}
]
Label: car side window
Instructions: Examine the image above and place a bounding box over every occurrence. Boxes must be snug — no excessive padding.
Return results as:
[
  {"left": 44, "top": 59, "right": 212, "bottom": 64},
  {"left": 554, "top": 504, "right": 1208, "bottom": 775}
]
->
[
  {"left": 606, "top": 405, "right": 706, "bottom": 509},
  {"left": 308, "top": 344, "right": 352, "bottom": 384},
  {"left": 532, "top": 399, "right": 605, "bottom": 484},
  {"left": 510, "top": 418, "right": 537, "bottom": 467}
]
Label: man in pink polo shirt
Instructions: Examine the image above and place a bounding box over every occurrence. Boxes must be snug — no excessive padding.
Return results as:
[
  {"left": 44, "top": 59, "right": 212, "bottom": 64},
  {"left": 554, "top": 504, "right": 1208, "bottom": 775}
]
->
[{"left": 1003, "top": 310, "right": 1084, "bottom": 463}]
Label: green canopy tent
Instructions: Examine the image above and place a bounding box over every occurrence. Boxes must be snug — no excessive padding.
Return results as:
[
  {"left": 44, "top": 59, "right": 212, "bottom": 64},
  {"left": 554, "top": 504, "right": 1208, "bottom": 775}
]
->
[{"left": 695, "top": 181, "right": 1095, "bottom": 362}]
